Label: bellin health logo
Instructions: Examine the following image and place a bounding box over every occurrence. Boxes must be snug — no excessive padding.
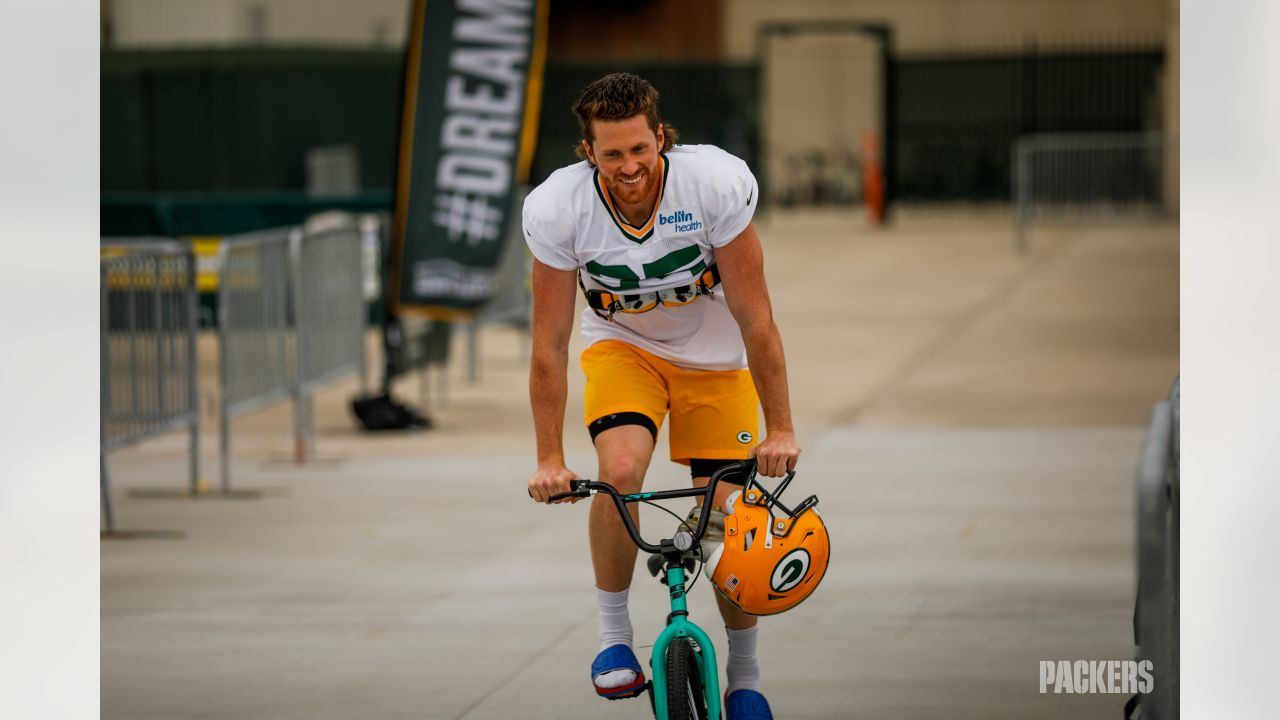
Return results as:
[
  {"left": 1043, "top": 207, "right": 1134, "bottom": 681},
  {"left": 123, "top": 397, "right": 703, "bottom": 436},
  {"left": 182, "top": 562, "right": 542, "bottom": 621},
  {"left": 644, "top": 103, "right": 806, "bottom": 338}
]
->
[{"left": 659, "top": 210, "right": 702, "bottom": 233}]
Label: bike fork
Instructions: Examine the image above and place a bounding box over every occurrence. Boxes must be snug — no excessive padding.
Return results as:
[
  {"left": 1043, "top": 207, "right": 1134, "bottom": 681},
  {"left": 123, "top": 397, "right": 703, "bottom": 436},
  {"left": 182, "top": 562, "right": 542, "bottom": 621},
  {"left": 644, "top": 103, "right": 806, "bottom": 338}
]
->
[{"left": 649, "top": 564, "right": 722, "bottom": 720}]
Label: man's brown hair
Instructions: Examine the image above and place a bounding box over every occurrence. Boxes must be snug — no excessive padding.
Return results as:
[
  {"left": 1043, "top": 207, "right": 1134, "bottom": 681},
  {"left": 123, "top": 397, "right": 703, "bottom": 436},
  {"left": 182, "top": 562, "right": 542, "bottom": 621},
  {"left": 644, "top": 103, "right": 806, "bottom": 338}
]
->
[{"left": 572, "top": 72, "right": 678, "bottom": 162}]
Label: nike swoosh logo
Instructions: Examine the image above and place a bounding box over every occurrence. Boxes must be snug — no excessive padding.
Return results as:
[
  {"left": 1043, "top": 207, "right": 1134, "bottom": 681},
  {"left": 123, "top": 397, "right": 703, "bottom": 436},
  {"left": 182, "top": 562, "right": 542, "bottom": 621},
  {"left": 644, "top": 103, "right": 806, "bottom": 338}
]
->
[{"left": 746, "top": 188, "right": 753, "bottom": 206}]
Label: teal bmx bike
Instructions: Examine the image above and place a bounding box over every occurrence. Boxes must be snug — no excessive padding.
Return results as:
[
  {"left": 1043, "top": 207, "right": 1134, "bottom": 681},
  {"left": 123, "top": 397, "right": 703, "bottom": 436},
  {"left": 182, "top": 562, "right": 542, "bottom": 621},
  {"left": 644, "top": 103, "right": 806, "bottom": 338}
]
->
[{"left": 547, "top": 460, "right": 757, "bottom": 720}]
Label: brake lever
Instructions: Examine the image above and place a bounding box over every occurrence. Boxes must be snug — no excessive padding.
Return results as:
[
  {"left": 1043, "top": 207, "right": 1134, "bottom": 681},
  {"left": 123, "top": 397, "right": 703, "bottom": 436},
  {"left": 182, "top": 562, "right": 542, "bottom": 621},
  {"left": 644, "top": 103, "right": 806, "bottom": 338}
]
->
[{"left": 528, "top": 478, "right": 597, "bottom": 503}]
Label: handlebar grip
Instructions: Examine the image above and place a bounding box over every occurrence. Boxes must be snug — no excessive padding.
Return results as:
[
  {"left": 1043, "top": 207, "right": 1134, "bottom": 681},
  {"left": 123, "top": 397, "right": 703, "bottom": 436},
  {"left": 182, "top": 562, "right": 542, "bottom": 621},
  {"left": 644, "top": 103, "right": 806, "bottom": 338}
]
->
[
  {"left": 543, "top": 478, "right": 594, "bottom": 503},
  {"left": 546, "top": 490, "right": 587, "bottom": 503}
]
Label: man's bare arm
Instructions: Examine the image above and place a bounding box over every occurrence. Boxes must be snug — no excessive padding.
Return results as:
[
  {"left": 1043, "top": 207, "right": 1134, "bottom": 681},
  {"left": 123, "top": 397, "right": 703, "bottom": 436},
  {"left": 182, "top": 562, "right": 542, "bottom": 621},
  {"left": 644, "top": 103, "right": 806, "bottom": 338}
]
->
[
  {"left": 528, "top": 259, "right": 582, "bottom": 502},
  {"left": 714, "top": 223, "right": 800, "bottom": 477}
]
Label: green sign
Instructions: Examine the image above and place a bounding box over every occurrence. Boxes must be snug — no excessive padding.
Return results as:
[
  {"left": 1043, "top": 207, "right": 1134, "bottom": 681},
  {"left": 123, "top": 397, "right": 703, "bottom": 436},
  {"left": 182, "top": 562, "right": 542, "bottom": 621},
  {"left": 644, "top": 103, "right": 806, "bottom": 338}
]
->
[{"left": 391, "top": 0, "right": 548, "bottom": 316}]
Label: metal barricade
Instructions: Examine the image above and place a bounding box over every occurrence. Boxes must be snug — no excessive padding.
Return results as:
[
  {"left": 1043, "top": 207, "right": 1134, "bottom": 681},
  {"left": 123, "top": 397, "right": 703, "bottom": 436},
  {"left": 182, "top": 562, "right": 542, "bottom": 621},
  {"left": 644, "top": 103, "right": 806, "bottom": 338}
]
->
[
  {"left": 1012, "top": 132, "right": 1173, "bottom": 252},
  {"left": 291, "top": 223, "right": 368, "bottom": 460},
  {"left": 1133, "top": 377, "right": 1179, "bottom": 719},
  {"left": 100, "top": 240, "right": 200, "bottom": 532},
  {"left": 218, "top": 228, "right": 294, "bottom": 492}
]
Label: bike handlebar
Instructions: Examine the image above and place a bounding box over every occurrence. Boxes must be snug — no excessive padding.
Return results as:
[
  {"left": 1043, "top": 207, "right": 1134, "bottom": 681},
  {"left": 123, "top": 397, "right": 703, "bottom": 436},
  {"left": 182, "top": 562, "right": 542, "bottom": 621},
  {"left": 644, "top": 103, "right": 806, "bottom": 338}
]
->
[{"left": 543, "top": 460, "right": 757, "bottom": 555}]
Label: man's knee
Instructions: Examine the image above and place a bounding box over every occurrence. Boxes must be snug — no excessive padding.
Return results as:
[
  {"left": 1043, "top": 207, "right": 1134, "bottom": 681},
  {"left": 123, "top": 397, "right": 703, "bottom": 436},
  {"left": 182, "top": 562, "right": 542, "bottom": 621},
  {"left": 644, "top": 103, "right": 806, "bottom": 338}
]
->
[{"left": 599, "top": 455, "right": 646, "bottom": 492}]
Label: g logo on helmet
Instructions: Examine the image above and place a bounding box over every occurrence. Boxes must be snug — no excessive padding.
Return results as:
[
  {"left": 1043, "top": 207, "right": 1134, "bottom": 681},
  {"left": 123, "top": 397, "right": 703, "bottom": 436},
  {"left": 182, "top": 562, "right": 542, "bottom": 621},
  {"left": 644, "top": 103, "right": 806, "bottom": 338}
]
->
[{"left": 770, "top": 549, "right": 811, "bottom": 592}]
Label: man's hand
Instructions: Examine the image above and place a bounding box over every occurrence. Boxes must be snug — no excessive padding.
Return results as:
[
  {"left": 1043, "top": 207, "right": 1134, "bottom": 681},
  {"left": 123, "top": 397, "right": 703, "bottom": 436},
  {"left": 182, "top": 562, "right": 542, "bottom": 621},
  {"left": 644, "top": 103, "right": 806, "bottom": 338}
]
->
[
  {"left": 752, "top": 430, "right": 801, "bottom": 477},
  {"left": 528, "top": 462, "right": 582, "bottom": 504}
]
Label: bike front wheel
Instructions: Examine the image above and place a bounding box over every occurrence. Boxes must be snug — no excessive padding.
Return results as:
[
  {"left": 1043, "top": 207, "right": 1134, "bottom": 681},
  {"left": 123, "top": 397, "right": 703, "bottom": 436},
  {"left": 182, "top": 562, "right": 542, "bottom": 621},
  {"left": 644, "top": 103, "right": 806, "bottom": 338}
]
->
[{"left": 664, "top": 637, "right": 710, "bottom": 720}]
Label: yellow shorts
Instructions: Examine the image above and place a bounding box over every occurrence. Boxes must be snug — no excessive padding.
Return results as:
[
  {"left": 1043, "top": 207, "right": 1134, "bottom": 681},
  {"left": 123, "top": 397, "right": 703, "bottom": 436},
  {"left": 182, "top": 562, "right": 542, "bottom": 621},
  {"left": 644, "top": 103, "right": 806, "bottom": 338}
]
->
[{"left": 581, "top": 340, "right": 759, "bottom": 465}]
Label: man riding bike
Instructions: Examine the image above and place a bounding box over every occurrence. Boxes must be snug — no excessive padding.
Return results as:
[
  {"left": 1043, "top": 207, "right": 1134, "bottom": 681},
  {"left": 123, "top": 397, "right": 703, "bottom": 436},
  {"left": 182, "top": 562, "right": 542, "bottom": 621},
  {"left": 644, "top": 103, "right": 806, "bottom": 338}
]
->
[{"left": 524, "top": 72, "right": 800, "bottom": 720}]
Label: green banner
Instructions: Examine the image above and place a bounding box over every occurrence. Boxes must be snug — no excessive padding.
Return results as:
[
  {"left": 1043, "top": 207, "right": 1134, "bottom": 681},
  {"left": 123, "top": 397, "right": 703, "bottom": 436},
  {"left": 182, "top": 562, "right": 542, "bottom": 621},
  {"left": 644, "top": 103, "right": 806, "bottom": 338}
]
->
[{"left": 391, "top": 0, "right": 548, "bottom": 317}]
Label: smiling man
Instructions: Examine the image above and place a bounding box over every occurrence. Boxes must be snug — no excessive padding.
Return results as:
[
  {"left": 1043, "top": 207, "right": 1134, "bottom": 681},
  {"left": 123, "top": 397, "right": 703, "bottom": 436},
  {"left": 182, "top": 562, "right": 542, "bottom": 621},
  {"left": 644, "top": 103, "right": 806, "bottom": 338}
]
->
[{"left": 522, "top": 72, "right": 798, "bottom": 720}]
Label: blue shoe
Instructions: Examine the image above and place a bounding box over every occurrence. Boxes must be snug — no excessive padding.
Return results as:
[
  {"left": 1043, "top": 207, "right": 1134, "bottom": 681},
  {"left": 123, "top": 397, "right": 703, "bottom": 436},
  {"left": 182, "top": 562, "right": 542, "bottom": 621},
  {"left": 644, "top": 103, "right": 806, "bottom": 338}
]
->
[
  {"left": 726, "top": 689, "right": 774, "bottom": 720},
  {"left": 591, "top": 644, "right": 647, "bottom": 700}
]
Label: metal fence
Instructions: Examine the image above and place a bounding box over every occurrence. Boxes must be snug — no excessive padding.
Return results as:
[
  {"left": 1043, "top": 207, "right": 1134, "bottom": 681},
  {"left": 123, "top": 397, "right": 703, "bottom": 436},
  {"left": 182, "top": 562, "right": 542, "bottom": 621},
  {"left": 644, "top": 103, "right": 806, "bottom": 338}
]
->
[
  {"left": 100, "top": 240, "right": 200, "bottom": 532},
  {"left": 1132, "top": 377, "right": 1179, "bottom": 719},
  {"left": 218, "top": 228, "right": 295, "bottom": 491},
  {"left": 895, "top": 41, "right": 1166, "bottom": 203},
  {"left": 1013, "top": 132, "right": 1173, "bottom": 251},
  {"left": 291, "top": 223, "right": 368, "bottom": 459},
  {"left": 218, "top": 223, "right": 368, "bottom": 489}
]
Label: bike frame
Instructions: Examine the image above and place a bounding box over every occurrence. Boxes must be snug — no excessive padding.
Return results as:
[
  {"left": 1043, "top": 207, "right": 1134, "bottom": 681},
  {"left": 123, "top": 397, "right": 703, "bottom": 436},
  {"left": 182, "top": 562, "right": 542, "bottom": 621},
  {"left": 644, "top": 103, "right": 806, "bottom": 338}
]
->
[{"left": 549, "top": 461, "right": 759, "bottom": 720}]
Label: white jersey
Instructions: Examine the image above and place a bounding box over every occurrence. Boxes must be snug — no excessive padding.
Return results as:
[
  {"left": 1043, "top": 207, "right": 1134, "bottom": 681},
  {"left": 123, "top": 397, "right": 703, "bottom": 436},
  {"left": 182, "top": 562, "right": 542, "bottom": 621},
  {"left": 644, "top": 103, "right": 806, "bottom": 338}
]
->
[{"left": 522, "top": 144, "right": 759, "bottom": 371}]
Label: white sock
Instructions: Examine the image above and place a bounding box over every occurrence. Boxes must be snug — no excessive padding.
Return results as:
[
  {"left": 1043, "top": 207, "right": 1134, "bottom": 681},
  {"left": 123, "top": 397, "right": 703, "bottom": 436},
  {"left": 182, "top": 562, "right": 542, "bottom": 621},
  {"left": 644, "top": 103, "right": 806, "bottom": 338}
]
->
[
  {"left": 595, "top": 587, "right": 636, "bottom": 689},
  {"left": 725, "top": 625, "right": 761, "bottom": 695}
]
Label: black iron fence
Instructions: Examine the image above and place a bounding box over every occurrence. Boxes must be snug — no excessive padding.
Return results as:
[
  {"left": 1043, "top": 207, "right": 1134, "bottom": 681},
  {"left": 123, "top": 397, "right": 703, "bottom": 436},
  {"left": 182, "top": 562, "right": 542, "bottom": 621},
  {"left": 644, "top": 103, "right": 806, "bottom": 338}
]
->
[
  {"left": 101, "top": 39, "right": 1165, "bottom": 213},
  {"left": 896, "top": 41, "right": 1166, "bottom": 202}
]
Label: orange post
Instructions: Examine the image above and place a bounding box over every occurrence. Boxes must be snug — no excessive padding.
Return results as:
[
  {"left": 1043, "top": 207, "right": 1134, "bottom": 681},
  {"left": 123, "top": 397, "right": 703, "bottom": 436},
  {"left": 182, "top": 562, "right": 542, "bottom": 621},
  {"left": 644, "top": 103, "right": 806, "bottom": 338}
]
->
[{"left": 862, "top": 132, "right": 886, "bottom": 225}]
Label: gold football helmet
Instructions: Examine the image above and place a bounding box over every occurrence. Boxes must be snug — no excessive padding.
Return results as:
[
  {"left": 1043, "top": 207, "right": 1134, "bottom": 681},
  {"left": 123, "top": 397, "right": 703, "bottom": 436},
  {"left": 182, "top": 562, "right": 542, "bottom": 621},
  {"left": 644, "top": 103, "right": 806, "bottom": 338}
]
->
[{"left": 702, "top": 470, "right": 830, "bottom": 615}]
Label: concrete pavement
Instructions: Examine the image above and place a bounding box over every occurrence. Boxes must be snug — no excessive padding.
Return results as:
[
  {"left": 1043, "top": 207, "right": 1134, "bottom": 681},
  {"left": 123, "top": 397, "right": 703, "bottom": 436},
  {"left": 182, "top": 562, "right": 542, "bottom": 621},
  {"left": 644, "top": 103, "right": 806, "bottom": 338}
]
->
[{"left": 102, "top": 210, "right": 1178, "bottom": 719}]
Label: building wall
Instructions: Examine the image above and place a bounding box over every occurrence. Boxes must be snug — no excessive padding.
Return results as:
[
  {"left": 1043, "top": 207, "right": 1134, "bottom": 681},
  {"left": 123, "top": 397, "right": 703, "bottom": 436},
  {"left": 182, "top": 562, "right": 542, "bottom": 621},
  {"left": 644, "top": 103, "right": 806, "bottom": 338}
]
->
[
  {"left": 726, "top": 0, "right": 1170, "bottom": 203},
  {"left": 544, "top": 0, "right": 722, "bottom": 62},
  {"left": 104, "top": 0, "right": 722, "bottom": 58},
  {"left": 723, "top": 0, "right": 1168, "bottom": 59},
  {"left": 106, "top": 0, "right": 410, "bottom": 48},
  {"left": 102, "top": 0, "right": 1176, "bottom": 204},
  {"left": 106, "top": 0, "right": 1168, "bottom": 53},
  {"left": 764, "top": 33, "right": 880, "bottom": 204}
]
